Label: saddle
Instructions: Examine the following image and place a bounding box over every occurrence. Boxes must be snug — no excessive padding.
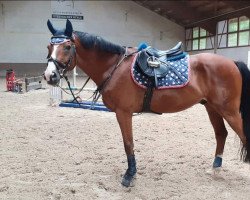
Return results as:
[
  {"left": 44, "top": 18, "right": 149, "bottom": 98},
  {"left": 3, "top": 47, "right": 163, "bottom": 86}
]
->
[
  {"left": 132, "top": 42, "right": 188, "bottom": 113},
  {"left": 146, "top": 41, "right": 182, "bottom": 58},
  {"left": 136, "top": 42, "right": 183, "bottom": 86}
]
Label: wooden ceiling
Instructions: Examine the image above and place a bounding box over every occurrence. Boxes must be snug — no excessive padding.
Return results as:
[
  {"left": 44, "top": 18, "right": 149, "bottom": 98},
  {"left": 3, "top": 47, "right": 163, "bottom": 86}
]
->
[{"left": 133, "top": 1, "right": 250, "bottom": 34}]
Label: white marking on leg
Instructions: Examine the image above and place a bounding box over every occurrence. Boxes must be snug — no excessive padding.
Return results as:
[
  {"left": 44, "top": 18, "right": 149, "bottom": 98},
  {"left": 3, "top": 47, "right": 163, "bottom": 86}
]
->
[{"left": 216, "top": 154, "right": 223, "bottom": 158}]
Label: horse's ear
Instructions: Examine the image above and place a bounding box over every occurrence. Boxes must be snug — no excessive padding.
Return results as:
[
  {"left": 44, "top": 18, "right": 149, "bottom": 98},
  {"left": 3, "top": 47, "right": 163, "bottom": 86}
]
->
[
  {"left": 47, "top": 19, "right": 56, "bottom": 35},
  {"left": 65, "top": 19, "right": 73, "bottom": 38}
]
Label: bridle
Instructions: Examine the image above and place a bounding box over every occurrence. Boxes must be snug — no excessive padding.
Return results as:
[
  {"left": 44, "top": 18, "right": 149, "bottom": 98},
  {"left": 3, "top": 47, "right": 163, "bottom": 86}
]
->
[
  {"left": 47, "top": 35, "right": 83, "bottom": 103},
  {"left": 47, "top": 56, "right": 74, "bottom": 77},
  {"left": 47, "top": 36, "right": 76, "bottom": 77}
]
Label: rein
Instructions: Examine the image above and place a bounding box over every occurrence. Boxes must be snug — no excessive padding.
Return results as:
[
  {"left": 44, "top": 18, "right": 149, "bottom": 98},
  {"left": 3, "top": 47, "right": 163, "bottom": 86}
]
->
[
  {"left": 58, "top": 76, "right": 90, "bottom": 96},
  {"left": 58, "top": 76, "right": 91, "bottom": 105},
  {"left": 91, "top": 47, "right": 139, "bottom": 107}
]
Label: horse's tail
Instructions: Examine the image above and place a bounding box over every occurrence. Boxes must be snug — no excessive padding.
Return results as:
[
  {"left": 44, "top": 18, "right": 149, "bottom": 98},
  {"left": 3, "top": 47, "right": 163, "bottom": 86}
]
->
[{"left": 235, "top": 61, "right": 250, "bottom": 162}]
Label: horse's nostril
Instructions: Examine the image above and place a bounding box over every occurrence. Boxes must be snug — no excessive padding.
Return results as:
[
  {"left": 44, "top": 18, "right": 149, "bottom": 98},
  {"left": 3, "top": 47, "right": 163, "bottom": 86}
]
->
[
  {"left": 50, "top": 72, "right": 57, "bottom": 80},
  {"left": 53, "top": 70, "right": 58, "bottom": 76},
  {"left": 49, "top": 71, "right": 60, "bottom": 85}
]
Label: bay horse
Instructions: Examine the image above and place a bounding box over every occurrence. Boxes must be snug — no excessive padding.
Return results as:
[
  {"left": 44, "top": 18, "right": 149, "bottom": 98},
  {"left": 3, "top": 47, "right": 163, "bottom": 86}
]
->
[{"left": 43, "top": 19, "right": 250, "bottom": 187}]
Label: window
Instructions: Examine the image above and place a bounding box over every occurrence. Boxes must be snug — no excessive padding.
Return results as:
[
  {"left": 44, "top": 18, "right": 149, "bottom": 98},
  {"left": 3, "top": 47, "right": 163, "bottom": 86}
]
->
[
  {"left": 218, "top": 16, "right": 249, "bottom": 48},
  {"left": 185, "top": 27, "right": 212, "bottom": 51},
  {"left": 239, "top": 16, "right": 249, "bottom": 46},
  {"left": 186, "top": 16, "right": 249, "bottom": 51}
]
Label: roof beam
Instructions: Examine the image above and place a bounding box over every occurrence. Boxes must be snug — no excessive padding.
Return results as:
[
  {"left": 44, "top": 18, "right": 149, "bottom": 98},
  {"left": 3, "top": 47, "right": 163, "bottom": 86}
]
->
[{"left": 133, "top": 0, "right": 250, "bottom": 35}]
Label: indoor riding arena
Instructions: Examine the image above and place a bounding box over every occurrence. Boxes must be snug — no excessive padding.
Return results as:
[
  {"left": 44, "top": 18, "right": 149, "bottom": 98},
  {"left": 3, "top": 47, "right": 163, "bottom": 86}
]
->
[{"left": 0, "top": 1, "right": 250, "bottom": 200}]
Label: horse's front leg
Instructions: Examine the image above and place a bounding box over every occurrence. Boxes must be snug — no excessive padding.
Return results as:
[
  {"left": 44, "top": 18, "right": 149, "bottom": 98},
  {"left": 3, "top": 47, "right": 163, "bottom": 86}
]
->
[{"left": 116, "top": 109, "right": 136, "bottom": 187}]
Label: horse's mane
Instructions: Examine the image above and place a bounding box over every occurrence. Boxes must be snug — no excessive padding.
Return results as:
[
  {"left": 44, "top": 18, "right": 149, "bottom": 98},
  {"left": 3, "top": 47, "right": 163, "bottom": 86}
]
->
[{"left": 74, "top": 31, "right": 125, "bottom": 55}]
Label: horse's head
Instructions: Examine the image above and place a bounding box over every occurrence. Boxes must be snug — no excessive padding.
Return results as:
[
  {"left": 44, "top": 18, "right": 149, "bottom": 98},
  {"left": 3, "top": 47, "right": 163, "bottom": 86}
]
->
[{"left": 44, "top": 19, "right": 76, "bottom": 86}]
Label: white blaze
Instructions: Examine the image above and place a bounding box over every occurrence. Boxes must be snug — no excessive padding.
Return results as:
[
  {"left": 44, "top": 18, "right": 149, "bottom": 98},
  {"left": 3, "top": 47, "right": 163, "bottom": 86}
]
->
[{"left": 44, "top": 45, "right": 59, "bottom": 81}]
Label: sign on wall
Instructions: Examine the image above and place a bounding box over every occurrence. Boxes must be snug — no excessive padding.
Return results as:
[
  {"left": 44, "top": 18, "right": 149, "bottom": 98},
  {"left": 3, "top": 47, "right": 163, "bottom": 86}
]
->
[{"left": 51, "top": 0, "right": 83, "bottom": 20}]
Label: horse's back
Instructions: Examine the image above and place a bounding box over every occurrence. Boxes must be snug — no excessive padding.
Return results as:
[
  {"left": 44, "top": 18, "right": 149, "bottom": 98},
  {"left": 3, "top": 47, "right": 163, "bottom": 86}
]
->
[
  {"left": 190, "top": 53, "right": 237, "bottom": 71},
  {"left": 151, "top": 53, "right": 242, "bottom": 113}
]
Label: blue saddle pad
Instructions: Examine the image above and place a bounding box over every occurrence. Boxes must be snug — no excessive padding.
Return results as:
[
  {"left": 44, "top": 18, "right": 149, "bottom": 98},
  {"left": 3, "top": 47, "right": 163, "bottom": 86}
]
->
[{"left": 131, "top": 53, "right": 190, "bottom": 89}]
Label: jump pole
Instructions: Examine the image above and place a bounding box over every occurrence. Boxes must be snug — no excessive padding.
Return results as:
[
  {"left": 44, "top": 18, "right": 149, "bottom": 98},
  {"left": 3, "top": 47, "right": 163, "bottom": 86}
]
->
[{"left": 59, "top": 101, "right": 110, "bottom": 112}]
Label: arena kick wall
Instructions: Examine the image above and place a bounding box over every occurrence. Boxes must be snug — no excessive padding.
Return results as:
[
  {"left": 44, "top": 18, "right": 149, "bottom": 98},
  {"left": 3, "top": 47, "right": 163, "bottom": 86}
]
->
[{"left": 0, "top": 1, "right": 184, "bottom": 77}]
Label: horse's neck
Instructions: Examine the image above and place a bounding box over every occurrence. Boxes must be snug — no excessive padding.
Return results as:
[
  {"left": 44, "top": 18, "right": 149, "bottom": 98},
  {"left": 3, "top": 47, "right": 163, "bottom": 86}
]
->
[{"left": 76, "top": 50, "right": 121, "bottom": 86}]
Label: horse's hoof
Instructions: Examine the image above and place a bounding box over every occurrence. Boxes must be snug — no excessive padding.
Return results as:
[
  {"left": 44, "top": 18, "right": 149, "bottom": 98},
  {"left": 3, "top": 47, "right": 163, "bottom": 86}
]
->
[
  {"left": 121, "top": 171, "right": 136, "bottom": 187},
  {"left": 121, "top": 178, "right": 131, "bottom": 187},
  {"left": 213, "top": 156, "right": 222, "bottom": 168}
]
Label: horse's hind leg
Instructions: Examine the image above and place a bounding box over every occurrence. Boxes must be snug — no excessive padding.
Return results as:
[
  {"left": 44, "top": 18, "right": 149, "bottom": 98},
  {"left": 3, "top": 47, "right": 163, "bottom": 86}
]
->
[
  {"left": 221, "top": 110, "right": 246, "bottom": 147},
  {"left": 115, "top": 109, "right": 136, "bottom": 187},
  {"left": 205, "top": 105, "right": 228, "bottom": 168},
  {"left": 216, "top": 104, "right": 247, "bottom": 160}
]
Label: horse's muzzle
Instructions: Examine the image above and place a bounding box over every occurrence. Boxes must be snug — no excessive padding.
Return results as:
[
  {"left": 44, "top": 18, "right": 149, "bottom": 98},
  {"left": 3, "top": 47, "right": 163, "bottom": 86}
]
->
[{"left": 44, "top": 70, "right": 60, "bottom": 86}]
